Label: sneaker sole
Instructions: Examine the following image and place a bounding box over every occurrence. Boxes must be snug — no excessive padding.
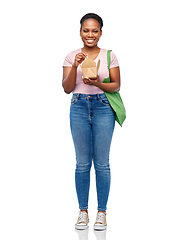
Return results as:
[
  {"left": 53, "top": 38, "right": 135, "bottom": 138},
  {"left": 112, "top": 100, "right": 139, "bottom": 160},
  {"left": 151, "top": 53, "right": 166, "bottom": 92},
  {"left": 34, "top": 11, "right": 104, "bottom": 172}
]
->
[
  {"left": 75, "top": 224, "right": 88, "bottom": 230},
  {"left": 94, "top": 225, "right": 107, "bottom": 231}
]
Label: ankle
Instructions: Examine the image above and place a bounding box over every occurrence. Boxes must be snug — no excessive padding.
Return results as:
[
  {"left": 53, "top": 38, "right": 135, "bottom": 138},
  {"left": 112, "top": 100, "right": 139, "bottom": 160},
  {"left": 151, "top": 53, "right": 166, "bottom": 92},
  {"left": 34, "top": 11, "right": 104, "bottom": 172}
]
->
[
  {"left": 80, "top": 209, "right": 88, "bottom": 213},
  {"left": 98, "top": 211, "right": 106, "bottom": 214}
]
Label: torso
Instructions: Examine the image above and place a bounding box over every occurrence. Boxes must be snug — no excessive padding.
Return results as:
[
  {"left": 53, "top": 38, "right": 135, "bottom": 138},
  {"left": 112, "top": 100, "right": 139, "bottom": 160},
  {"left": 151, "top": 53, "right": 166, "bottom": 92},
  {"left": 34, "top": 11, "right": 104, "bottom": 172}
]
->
[{"left": 63, "top": 48, "right": 119, "bottom": 94}]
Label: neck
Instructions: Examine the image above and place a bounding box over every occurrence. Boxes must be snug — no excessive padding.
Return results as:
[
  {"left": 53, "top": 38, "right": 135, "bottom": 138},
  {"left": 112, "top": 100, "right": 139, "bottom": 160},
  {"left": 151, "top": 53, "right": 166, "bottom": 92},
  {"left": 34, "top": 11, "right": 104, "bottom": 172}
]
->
[{"left": 82, "top": 45, "right": 100, "bottom": 54}]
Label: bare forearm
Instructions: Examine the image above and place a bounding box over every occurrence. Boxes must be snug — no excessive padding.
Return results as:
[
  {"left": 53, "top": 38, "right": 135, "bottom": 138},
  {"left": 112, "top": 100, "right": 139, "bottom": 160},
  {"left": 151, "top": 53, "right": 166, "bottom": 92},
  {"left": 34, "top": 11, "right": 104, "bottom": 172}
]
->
[
  {"left": 62, "top": 66, "right": 77, "bottom": 94},
  {"left": 95, "top": 82, "right": 120, "bottom": 93}
]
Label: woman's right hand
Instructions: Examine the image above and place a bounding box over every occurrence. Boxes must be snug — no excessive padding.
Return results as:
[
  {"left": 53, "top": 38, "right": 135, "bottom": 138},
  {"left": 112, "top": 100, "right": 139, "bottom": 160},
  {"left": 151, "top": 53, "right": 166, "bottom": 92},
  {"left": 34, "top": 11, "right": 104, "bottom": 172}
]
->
[{"left": 72, "top": 52, "right": 87, "bottom": 67}]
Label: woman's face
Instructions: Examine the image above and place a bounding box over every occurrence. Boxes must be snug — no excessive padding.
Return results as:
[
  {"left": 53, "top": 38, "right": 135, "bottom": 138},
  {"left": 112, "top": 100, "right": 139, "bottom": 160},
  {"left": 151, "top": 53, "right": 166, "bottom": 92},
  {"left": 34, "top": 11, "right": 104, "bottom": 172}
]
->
[{"left": 80, "top": 18, "right": 102, "bottom": 48}]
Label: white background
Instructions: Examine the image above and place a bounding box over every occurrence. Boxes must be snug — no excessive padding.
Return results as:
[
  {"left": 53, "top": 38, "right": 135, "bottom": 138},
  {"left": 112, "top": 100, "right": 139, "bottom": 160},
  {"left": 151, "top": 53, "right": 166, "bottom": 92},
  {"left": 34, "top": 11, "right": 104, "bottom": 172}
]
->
[{"left": 0, "top": 0, "right": 176, "bottom": 239}]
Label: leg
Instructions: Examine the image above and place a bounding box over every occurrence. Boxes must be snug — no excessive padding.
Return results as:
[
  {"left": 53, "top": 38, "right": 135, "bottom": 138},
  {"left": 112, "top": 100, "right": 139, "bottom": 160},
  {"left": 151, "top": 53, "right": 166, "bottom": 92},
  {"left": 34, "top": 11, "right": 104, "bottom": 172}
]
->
[
  {"left": 70, "top": 96, "right": 92, "bottom": 210},
  {"left": 92, "top": 98, "right": 115, "bottom": 211}
]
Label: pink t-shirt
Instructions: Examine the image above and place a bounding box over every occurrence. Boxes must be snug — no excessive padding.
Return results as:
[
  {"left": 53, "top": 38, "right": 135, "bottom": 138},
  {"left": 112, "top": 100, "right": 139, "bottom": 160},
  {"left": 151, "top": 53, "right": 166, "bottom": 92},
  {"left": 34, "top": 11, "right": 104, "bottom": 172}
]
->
[{"left": 63, "top": 48, "right": 119, "bottom": 94}]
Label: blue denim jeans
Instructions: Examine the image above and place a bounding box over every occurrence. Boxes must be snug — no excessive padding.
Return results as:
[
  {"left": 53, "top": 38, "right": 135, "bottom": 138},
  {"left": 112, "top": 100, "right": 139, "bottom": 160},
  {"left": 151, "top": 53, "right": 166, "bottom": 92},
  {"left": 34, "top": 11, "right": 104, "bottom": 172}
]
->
[{"left": 70, "top": 93, "right": 115, "bottom": 211}]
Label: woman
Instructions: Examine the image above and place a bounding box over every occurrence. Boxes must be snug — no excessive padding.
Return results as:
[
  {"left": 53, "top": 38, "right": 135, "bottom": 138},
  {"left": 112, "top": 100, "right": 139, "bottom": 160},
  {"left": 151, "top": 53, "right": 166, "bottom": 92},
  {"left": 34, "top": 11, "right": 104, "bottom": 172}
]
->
[{"left": 62, "top": 13, "right": 120, "bottom": 230}]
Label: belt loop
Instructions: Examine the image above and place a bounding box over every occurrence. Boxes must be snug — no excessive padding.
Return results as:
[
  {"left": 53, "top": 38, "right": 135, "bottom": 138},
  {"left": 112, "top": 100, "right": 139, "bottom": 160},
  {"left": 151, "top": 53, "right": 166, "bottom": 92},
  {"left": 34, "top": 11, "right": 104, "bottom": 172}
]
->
[
  {"left": 97, "top": 94, "right": 100, "bottom": 100},
  {"left": 77, "top": 93, "right": 80, "bottom": 100}
]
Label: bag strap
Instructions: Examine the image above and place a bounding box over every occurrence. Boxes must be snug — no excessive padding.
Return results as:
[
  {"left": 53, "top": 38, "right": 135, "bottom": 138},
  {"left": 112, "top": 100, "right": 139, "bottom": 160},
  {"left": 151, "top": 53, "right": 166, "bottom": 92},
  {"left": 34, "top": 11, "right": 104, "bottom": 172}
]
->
[{"left": 107, "top": 50, "right": 112, "bottom": 70}]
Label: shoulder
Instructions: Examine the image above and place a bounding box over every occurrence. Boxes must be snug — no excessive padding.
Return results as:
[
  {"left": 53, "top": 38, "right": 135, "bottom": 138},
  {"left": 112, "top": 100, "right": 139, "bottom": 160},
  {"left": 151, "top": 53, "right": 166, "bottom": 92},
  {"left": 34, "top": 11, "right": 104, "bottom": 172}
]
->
[
  {"left": 100, "top": 49, "right": 119, "bottom": 68},
  {"left": 100, "top": 49, "right": 117, "bottom": 59},
  {"left": 63, "top": 49, "right": 81, "bottom": 67}
]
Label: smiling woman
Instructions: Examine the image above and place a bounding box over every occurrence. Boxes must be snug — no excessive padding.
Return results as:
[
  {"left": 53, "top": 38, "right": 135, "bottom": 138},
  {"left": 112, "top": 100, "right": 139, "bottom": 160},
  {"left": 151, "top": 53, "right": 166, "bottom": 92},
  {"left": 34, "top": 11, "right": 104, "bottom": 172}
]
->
[
  {"left": 62, "top": 13, "right": 121, "bottom": 231},
  {"left": 80, "top": 14, "right": 102, "bottom": 50},
  {"left": 62, "top": 13, "right": 120, "bottom": 94}
]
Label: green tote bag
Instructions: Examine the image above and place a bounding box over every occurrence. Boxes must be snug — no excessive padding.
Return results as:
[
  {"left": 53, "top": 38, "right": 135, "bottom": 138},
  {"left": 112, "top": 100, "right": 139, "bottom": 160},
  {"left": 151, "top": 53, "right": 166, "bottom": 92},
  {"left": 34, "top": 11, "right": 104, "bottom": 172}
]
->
[{"left": 103, "top": 50, "right": 126, "bottom": 127}]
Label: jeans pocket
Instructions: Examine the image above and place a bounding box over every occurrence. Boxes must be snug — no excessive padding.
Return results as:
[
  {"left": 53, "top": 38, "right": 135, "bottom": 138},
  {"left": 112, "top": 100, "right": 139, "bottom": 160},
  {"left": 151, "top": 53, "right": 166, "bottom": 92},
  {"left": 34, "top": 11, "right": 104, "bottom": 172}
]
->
[
  {"left": 71, "top": 97, "right": 79, "bottom": 105},
  {"left": 99, "top": 98, "right": 110, "bottom": 106}
]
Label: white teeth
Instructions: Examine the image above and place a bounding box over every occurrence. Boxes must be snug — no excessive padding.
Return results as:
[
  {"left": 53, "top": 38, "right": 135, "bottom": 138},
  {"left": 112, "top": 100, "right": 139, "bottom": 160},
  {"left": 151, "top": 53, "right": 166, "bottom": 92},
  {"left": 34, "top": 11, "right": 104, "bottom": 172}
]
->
[{"left": 87, "top": 39, "right": 94, "bottom": 43}]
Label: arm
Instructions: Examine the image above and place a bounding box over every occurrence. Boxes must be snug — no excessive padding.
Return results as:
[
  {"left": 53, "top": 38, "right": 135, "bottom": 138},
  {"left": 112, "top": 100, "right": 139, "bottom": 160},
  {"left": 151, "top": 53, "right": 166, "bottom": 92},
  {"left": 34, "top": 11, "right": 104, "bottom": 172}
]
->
[
  {"left": 62, "top": 52, "right": 87, "bottom": 94},
  {"left": 83, "top": 66, "right": 121, "bottom": 93},
  {"left": 62, "top": 66, "right": 77, "bottom": 94}
]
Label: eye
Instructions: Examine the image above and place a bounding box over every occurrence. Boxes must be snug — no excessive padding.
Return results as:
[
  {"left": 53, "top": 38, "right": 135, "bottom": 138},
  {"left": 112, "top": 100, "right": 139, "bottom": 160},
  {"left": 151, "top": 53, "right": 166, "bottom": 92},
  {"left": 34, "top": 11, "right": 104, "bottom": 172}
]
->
[
  {"left": 83, "top": 30, "right": 88, "bottom": 33},
  {"left": 93, "top": 30, "right": 98, "bottom": 33}
]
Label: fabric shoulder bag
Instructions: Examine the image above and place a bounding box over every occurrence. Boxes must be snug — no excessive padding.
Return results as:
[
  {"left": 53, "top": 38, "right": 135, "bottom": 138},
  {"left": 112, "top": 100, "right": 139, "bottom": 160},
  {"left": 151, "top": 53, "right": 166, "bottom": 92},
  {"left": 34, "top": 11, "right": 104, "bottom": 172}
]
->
[{"left": 103, "top": 50, "right": 126, "bottom": 126}]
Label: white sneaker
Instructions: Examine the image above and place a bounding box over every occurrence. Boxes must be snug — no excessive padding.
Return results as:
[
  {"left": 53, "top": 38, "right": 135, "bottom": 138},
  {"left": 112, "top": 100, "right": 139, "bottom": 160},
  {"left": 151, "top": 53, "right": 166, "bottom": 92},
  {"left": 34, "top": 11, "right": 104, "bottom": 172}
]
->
[
  {"left": 94, "top": 212, "right": 107, "bottom": 231},
  {"left": 75, "top": 211, "right": 89, "bottom": 230}
]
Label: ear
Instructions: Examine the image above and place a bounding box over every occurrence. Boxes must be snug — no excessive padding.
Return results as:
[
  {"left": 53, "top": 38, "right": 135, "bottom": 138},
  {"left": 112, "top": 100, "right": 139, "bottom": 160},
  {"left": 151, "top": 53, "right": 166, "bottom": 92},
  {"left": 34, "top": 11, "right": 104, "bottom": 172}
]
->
[{"left": 100, "top": 30, "right": 102, "bottom": 37}]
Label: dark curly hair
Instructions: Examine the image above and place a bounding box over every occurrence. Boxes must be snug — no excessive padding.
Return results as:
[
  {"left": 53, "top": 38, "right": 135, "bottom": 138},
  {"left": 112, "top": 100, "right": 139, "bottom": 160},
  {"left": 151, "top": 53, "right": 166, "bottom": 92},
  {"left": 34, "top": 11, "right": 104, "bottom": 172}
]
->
[{"left": 80, "top": 13, "right": 103, "bottom": 30}]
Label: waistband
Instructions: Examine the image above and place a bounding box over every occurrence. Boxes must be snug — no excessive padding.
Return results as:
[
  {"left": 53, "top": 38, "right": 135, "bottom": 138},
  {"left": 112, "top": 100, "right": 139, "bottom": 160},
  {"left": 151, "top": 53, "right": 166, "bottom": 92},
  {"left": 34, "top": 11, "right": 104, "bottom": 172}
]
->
[{"left": 72, "top": 93, "right": 106, "bottom": 100}]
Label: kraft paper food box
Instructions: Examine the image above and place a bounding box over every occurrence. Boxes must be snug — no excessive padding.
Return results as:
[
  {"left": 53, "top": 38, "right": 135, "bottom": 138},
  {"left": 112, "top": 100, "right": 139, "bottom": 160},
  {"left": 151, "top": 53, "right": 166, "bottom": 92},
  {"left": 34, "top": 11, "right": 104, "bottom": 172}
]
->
[{"left": 81, "top": 58, "right": 100, "bottom": 79}]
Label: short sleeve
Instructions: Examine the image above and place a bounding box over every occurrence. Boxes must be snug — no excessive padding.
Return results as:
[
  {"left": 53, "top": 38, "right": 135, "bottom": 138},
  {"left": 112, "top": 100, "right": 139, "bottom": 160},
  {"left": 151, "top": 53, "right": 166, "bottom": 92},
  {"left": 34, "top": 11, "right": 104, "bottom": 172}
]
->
[
  {"left": 110, "top": 51, "right": 119, "bottom": 69},
  {"left": 63, "top": 52, "right": 73, "bottom": 67}
]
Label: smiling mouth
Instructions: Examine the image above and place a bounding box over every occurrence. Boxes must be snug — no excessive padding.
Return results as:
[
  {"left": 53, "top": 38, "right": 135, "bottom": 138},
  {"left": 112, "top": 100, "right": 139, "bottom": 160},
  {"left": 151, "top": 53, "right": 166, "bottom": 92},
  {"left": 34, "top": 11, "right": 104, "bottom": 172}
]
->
[{"left": 86, "top": 39, "right": 95, "bottom": 44}]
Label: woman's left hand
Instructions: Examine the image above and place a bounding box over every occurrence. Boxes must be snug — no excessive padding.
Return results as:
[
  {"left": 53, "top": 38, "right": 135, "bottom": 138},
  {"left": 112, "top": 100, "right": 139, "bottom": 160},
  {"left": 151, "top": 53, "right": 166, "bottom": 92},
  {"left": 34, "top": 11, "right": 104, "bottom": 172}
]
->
[
  {"left": 82, "top": 67, "right": 121, "bottom": 93},
  {"left": 82, "top": 75, "right": 100, "bottom": 87}
]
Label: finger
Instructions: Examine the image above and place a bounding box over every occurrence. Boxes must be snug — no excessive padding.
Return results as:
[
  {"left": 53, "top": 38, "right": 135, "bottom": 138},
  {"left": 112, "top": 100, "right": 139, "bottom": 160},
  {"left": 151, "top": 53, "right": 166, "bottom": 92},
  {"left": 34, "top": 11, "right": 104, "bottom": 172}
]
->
[
  {"left": 83, "top": 78, "right": 91, "bottom": 84},
  {"left": 83, "top": 78, "right": 89, "bottom": 83},
  {"left": 76, "top": 54, "right": 84, "bottom": 60},
  {"left": 81, "top": 52, "right": 88, "bottom": 58},
  {"left": 79, "top": 52, "right": 87, "bottom": 57},
  {"left": 77, "top": 53, "right": 87, "bottom": 59},
  {"left": 76, "top": 55, "right": 86, "bottom": 63},
  {"left": 87, "top": 78, "right": 95, "bottom": 82},
  {"left": 83, "top": 79, "right": 89, "bottom": 84}
]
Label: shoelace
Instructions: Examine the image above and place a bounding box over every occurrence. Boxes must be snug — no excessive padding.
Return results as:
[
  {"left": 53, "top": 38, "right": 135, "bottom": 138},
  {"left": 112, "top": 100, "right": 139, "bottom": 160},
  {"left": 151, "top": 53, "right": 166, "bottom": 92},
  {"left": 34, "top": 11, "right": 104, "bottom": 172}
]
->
[
  {"left": 78, "top": 212, "right": 87, "bottom": 223},
  {"left": 96, "top": 212, "right": 106, "bottom": 224}
]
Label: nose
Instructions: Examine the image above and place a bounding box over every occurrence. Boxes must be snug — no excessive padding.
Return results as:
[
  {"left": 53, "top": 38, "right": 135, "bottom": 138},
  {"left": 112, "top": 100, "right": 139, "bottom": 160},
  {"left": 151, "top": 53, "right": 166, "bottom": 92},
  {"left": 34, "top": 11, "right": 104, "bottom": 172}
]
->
[{"left": 88, "top": 31, "right": 93, "bottom": 37}]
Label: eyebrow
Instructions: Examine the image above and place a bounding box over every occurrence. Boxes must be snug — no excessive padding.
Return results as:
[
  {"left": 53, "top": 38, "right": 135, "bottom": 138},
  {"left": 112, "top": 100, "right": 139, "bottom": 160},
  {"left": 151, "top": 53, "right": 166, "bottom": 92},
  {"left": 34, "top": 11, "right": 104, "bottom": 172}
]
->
[{"left": 82, "top": 27, "right": 99, "bottom": 30}]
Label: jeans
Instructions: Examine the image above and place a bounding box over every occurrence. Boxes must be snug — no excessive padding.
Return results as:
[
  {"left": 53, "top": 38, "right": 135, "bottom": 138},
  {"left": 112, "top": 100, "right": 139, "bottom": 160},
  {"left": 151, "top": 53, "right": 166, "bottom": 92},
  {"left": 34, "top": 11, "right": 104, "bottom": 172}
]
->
[{"left": 70, "top": 93, "right": 115, "bottom": 211}]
